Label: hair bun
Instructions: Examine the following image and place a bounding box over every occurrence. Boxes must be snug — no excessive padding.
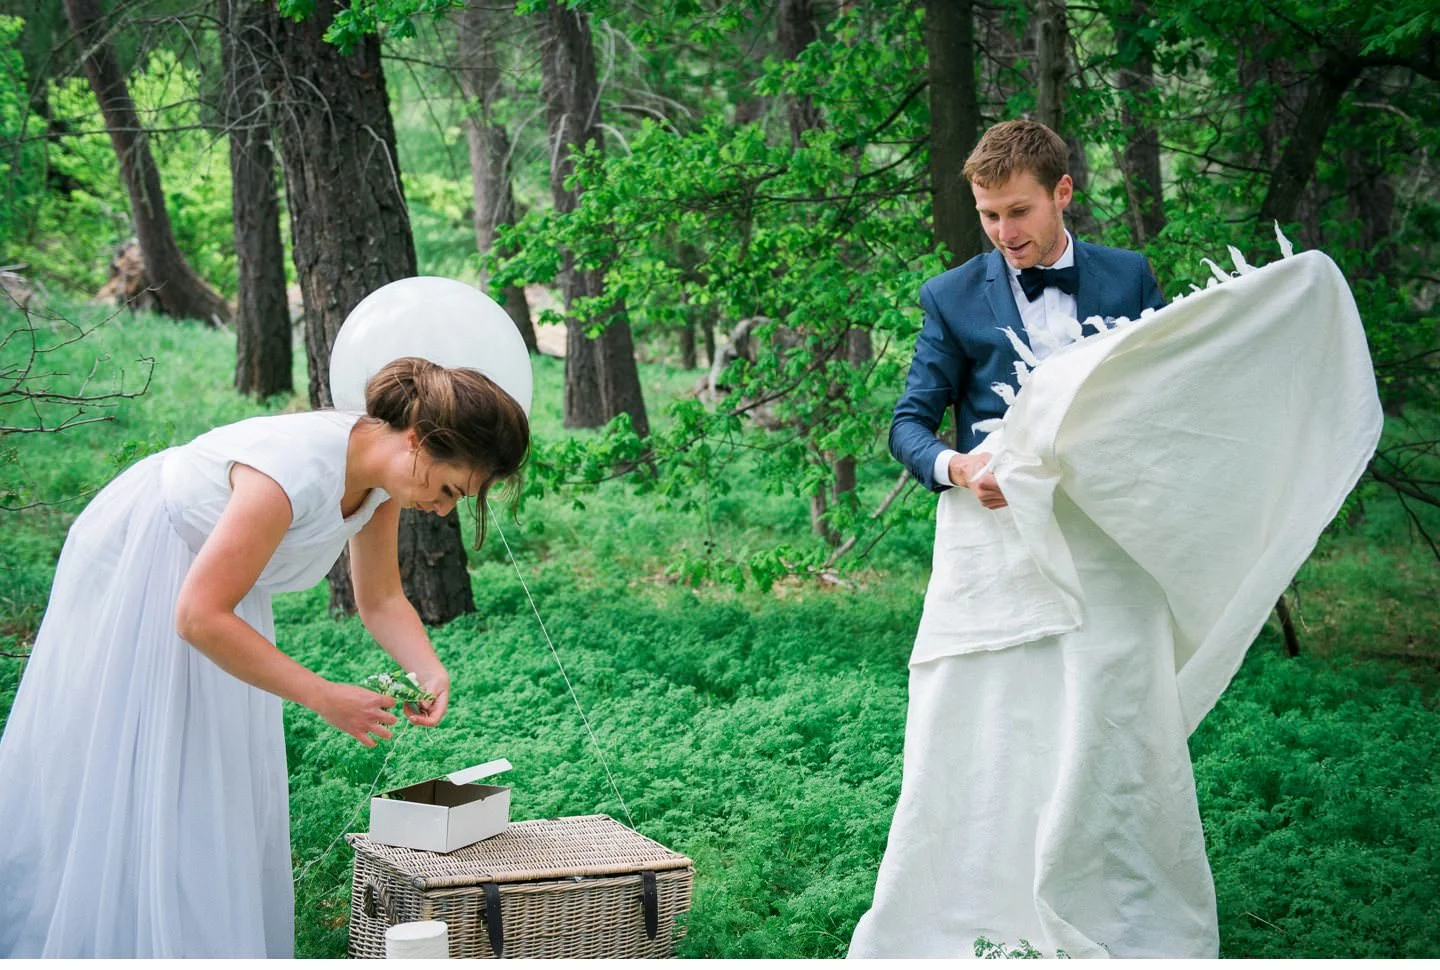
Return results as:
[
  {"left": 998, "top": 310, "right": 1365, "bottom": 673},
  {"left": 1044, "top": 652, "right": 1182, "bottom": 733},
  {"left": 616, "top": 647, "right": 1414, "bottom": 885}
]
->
[{"left": 359, "top": 356, "right": 530, "bottom": 547}]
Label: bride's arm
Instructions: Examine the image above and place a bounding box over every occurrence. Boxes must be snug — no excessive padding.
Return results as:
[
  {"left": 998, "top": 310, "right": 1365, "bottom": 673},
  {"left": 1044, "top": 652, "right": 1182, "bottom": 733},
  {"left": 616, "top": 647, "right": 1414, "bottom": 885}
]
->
[
  {"left": 348, "top": 498, "right": 451, "bottom": 727},
  {"left": 174, "top": 463, "right": 399, "bottom": 746}
]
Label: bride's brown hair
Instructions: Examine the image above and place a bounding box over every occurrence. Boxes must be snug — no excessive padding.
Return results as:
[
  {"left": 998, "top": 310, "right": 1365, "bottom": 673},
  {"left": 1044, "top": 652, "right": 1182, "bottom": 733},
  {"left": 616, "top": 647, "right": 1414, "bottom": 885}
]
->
[{"left": 363, "top": 356, "right": 530, "bottom": 547}]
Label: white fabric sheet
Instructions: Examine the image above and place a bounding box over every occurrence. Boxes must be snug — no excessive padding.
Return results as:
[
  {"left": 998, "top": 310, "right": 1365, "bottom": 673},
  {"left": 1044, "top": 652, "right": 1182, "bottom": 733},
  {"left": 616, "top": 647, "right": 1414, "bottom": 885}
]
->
[
  {"left": 0, "top": 410, "right": 387, "bottom": 957},
  {"left": 852, "top": 250, "right": 1383, "bottom": 957}
]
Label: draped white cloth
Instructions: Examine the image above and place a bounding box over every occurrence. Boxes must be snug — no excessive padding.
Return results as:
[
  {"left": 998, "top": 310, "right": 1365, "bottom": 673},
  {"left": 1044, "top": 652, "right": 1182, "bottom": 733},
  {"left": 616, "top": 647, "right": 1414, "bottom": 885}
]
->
[
  {"left": 850, "top": 250, "right": 1383, "bottom": 957},
  {"left": 0, "top": 411, "right": 387, "bottom": 958}
]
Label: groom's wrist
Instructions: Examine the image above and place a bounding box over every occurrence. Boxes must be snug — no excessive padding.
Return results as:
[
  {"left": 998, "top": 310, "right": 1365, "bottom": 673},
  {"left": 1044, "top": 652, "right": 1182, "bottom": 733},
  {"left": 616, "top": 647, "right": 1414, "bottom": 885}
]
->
[{"left": 934, "top": 449, "right": 960, "bottom": 487}]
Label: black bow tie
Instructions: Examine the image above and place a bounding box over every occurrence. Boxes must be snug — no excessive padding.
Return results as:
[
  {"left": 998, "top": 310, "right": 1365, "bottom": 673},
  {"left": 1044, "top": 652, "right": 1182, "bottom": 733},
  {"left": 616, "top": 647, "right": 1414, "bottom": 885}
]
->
[{"left": 1017, "top": 265, "right": 1078, "bottom": 302}]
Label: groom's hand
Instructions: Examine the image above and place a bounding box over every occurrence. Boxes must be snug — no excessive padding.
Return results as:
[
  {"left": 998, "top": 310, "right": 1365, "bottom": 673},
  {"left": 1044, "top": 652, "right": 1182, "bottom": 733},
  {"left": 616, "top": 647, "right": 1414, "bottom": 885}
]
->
[{"left": 948, "top": 452, "right": 1008, "bottom": 510}]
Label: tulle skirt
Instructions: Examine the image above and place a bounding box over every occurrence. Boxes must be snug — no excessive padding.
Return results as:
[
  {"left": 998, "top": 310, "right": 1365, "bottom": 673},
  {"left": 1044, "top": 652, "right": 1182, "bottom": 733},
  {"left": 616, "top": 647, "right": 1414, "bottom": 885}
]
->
[{"left": 0, "top": 453, "right": 293, "bottom": 957}]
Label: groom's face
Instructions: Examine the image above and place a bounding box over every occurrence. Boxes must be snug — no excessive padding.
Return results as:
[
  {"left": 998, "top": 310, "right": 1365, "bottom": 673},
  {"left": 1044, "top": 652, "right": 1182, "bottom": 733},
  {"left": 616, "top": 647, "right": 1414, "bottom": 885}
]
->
[{"left": 972, "top": 170, "right": 1073, "bottom": 270}]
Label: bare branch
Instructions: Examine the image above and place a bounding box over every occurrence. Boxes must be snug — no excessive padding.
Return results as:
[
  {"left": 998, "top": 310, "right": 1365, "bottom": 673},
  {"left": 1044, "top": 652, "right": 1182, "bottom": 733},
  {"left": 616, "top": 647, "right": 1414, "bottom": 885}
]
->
[
  {"left": 0, "top": 297, "right": 155, "bottom": 445},
  {"left": 824, "top": 469, "right": 917, "bottom": 569}
]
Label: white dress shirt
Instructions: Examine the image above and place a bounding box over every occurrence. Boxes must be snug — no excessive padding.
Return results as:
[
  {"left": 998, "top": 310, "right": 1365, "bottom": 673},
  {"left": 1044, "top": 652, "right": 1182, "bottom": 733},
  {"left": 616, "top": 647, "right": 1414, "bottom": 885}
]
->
[{"left": 933, "top": 232, "right": 1077, "bottom": 488}]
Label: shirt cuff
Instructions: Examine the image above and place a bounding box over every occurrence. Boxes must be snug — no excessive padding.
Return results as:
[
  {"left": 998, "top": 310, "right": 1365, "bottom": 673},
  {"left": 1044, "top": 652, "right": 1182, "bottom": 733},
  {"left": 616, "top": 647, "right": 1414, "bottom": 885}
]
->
[{"left": 934, "top": 449, "right": 959, "bottom": 488}]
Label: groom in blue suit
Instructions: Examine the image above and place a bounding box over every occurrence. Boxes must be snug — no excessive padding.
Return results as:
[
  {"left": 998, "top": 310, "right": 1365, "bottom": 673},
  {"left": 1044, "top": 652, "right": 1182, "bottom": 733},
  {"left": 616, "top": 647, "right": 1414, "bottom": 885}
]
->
[
  {"left": 890, "top": 120, "right": 1164, "bottom": 507},
  {"left": 849, "top": 122, "right": 1196, "bottom": 960}
]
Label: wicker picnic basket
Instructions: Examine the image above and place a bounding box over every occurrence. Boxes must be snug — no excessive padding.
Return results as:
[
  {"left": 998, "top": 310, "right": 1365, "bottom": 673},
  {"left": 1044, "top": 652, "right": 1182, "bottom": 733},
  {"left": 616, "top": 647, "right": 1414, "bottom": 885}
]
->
[{"left": 346, "top": 814, "right": 694, "bottom": 959}]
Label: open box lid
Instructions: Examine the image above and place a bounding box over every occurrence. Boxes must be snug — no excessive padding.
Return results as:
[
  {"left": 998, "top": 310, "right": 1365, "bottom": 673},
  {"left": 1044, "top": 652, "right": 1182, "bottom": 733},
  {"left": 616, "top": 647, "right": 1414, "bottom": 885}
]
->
[{"left": 444, "top": 758, "right": 512, "bottom": 786}]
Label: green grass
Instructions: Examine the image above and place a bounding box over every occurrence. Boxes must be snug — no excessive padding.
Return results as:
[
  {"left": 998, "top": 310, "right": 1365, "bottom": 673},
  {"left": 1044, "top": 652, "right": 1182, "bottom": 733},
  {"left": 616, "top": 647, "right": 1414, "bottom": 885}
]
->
[{"left": 1, "top": 303, "right": 1438, "bottom": 958}]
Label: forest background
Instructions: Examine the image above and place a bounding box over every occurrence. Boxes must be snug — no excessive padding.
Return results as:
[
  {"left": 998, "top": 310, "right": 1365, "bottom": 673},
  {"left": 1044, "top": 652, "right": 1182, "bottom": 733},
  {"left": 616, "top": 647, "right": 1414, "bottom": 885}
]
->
[{"left": 2, "top": 0, "right": 1438, "bottom": 958}]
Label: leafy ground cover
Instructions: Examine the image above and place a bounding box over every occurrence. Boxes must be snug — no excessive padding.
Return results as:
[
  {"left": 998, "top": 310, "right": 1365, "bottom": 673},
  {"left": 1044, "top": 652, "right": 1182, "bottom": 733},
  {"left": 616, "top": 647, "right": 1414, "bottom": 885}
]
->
[{"left": 1, "top": 306, "right": 1437, "bottom": 958}]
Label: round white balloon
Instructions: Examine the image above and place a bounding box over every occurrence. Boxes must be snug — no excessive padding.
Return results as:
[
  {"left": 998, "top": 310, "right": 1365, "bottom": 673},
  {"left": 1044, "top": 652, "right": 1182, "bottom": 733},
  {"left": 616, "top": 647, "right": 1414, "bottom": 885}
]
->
[{"left": 329, "top": 276, "right": 533, "bottom": 415}]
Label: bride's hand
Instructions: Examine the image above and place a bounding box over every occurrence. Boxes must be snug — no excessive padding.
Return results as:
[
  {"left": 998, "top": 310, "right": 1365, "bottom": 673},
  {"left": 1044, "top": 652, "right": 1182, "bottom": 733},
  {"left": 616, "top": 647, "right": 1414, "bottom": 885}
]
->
[
  {"left": 405, "top": 668, "right": 450, "bottom": 727},
  {"left": 315, "top": 683, "right": 399, "bottom": 747}
]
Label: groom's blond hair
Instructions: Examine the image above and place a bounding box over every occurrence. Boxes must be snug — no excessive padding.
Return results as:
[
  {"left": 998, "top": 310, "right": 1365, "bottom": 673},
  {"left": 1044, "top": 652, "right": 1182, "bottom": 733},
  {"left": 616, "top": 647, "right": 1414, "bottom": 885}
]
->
[{"left": 963, "top": 120, "right": 1069, "bottom": 192}]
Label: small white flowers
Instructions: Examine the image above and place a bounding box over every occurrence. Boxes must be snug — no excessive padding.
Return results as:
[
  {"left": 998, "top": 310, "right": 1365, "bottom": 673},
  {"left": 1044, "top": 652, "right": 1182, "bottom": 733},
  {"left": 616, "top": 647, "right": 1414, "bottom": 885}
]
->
[{"left": 362, "top": 669, "right": 437, "bottom": 704}]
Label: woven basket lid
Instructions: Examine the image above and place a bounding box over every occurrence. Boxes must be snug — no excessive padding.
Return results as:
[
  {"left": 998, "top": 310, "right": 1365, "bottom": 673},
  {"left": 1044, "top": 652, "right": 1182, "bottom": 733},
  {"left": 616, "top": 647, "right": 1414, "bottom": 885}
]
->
[{"left": 347, "top": 814, "right": 692, "bottom": 890}]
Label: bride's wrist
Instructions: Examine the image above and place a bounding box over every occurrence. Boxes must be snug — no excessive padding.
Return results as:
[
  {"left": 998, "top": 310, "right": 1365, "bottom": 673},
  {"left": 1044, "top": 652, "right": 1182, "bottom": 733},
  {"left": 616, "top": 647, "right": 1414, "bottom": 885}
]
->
[{"left": 293, "top": 673, "right": 336, "bottom": 712}]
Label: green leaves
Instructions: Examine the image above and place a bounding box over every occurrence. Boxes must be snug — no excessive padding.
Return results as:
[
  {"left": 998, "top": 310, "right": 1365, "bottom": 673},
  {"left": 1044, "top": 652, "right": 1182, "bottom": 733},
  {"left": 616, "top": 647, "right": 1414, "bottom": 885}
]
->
[{"left": 282, "top": 0, "right": 467, "bottom": 53}]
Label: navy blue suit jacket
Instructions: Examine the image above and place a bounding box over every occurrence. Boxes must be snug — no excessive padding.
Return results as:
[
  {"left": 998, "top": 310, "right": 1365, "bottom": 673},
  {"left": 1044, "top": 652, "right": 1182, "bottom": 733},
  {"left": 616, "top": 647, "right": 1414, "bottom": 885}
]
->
[{"left": 890, "top": 241, "right": 1165, "bottom": 491}]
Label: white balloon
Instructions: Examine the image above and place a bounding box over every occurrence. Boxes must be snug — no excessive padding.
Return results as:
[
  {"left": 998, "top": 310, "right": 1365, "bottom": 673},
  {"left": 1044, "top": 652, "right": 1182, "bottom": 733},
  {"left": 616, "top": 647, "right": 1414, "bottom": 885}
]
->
[{"left": 329, "top": 277, "right": 533, "bottom": 415}]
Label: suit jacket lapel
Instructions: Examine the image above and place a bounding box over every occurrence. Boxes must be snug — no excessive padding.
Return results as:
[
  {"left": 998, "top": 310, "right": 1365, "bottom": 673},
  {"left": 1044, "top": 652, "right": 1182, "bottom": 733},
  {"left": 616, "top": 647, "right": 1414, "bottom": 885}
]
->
[
  {"left": 984, "top": 249, "right": 1026, "bottom": 342},
  {"left": 1072, "top": 239, "right": 1101, "bottom": 324}
]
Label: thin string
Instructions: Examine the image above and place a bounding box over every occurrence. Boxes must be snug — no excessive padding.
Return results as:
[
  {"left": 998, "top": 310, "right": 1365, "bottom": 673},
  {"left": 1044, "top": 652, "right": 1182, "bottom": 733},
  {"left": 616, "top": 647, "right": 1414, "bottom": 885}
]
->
[
  {"left": 293, "top": 503, "right": 636, "bottom": 890},
  {"left": 293, "top": 720, "right": 412, "bottom": 888},
  {"left": 487, "top": 500, "right": 636, "bottom": 830}
]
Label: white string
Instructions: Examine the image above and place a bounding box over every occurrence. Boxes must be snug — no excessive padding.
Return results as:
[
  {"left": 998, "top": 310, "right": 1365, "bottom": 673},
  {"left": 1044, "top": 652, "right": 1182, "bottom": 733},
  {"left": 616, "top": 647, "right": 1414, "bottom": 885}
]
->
[
  {"left": 487, "top": 500, "right": 636, "bottom": 830},
  {"left": 295, "top": 503, "right": 637, "bottom": 890},
  {"left": 293, "top": 720, "right": 411, "bottom": 888}
]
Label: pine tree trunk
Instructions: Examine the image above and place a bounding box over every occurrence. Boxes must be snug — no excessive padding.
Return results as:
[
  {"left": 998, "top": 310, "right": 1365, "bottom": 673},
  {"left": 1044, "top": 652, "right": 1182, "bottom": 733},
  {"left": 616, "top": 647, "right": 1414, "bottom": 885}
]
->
[
  {"left": 1035, "top": 0, "right": 1066, "bottom": 133},
  {"left": 1033, "top": 1, "right": 1097, "bottom": 239},
  {"left": 811, "top": 490, "right": 838, "bottom": 547},
  {"left": 701, "top": 313, "right": 716, "bottom": 368},
  {"left": 779, "top": 0, "right": 823, "bottom": 145},
  {"left": 222, "top": 0, "right": 292, "bottom": 398},
  {"left": 1113, "top": 0, "right": 1166, "bottom": 246},
  {"left": 679, "top": 320, "right": 697, "bottom": 370},
  {"left": 926, "top": 0, "right": 983, "bottom": 268},
  {"left": 456, "top": 2, "right": 537, "bottom": 352},
  {"left": 1064, "top": 131, "right": 1100, "bottom": 241},
  {"left": 63, "top": 0, "right": 231, "bottom": 325},
  {"left": 536, "top": 4, "right": 649, "bottom": 435},
  {"left": 1345, "top": 107, "right": 1395, "bottom": 281},
  {"left": 827, "top": 326, "right": 872, "bottom": 535},
  {"left": 778, "top": 0, "right": 858, "bottom": 544},
  {"left": 1258, "top": 56, "right": 1362, "bottom": 231},
  {"left": 271, "top": 0, "right": 474, "bottom": 623}
]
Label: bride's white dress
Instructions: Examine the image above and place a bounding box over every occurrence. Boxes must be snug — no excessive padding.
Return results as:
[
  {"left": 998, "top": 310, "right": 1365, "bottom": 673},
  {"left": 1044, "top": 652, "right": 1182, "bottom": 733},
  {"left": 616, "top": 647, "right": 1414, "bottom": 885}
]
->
[{"left": 0, "top": 410, "right": 387, "bottom": 957}]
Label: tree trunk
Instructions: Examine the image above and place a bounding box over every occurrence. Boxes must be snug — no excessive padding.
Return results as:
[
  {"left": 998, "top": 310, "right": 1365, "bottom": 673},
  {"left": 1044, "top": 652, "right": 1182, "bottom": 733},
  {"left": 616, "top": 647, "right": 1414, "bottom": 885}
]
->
[
  {"left": 778, "top": 0, "right": 851, "bottom": 542},
  {"left": 271, "top": 0, "right": 474, "bottom": 623},
  {"left": 1062, "top": 131, "right": 1100, "bottom": 241},
  {"left": 63, "top": 0, "right": 231, "bottom": 325},
  {"left": 1344, "top": 120, "right": 1396, "bottom": 280},
  {"left": 976, "top": 1, "right": 1026, "bottom": 116},
  {"left": 1258, "top": 56, "right": 1362, "bottom": 231},
  {"left": 926, "top": 0, "right": 983, "bottom": 268},
  {"left": 1035, "top": 0, "right": 1066, "bottom": 133},
  {"left": 779, "top": 0, "right": 823, "bottom": 146},
  {"left": 701, "top": 311, "right": 716, "bottom": 368},
  {"left": 1033, "top": 1, "right": 1097, "bottom": 239},
  {"left": 1113, "top": 0, "right": 1166, "bottom": 246},
  {"left": 1275, "top": 592, "right": 1300, "bottom": 657},
  {"left": 222, "top": 0, "right": 292, "bottom": 398},
  {"left": 535, "top": 4, "right": 649, "bottom": 435},
  {"left": 679, "top": 319, "right": 697, "bottom": 370},
  {"left": 810, "top": 491, "right": 837, "bottom": 546},
  {"left": 829, "top": 326, "right": 871, "bottom": 525},
  {"left": 455, "top": 1, "right": 537, "bottom": 352},
  {"left": 1236, "top": 28, "right": 1282, "bottom": 169}
]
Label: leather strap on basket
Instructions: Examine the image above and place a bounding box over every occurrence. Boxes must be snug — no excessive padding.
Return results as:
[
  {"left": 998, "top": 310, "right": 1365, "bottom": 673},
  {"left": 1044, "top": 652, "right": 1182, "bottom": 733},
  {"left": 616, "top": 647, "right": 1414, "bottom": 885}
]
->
[
  {"left": 482, "top": 883, "right": 504, "bottom": 958},
  {"left": 641, "top": 871, "right": 659, "bottom": 940}
]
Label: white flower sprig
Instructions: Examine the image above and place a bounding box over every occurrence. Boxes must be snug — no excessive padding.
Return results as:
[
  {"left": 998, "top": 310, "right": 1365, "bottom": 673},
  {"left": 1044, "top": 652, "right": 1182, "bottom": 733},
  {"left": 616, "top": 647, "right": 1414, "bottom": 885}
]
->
[{"left": 361, "top": 669, "right": 437, "bottom": 705}]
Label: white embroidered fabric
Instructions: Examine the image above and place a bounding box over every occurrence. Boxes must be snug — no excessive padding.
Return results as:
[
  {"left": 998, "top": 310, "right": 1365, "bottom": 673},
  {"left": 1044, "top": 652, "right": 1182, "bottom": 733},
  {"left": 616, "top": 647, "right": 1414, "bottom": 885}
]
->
[{"left": 852, "top": 247, "right": 1383, "bottom": 957}]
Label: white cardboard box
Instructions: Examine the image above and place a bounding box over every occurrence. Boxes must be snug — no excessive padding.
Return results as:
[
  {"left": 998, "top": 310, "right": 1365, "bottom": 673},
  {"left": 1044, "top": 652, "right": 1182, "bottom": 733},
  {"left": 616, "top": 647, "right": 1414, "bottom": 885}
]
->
[{"left": 368, "top": 758, "right": 512, "bottom": 853}]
